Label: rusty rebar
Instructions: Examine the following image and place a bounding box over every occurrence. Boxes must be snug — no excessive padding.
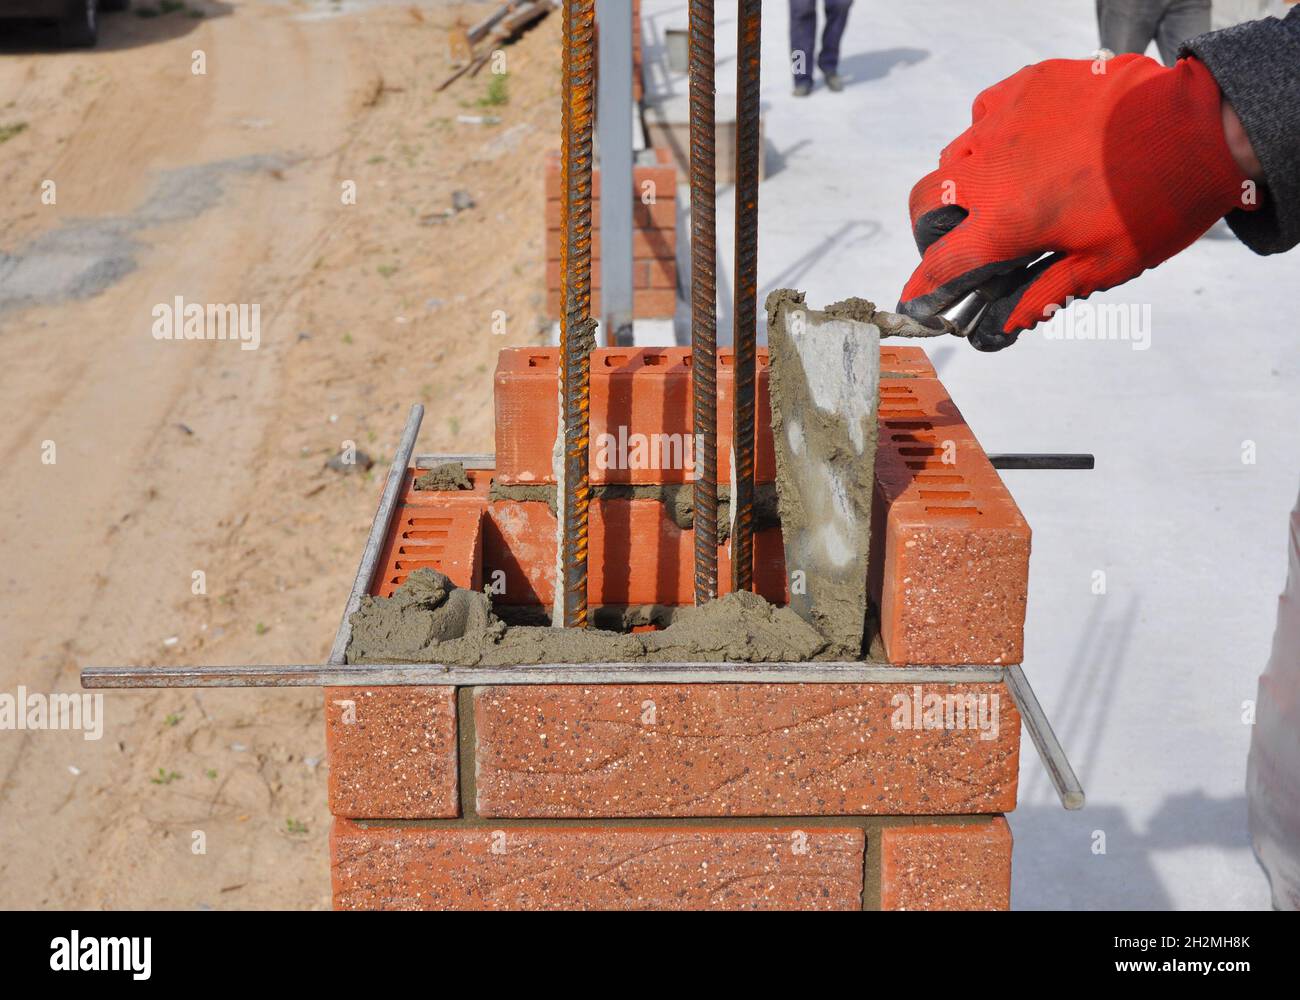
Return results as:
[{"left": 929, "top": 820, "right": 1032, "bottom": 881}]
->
[
  {"left": 730, "top": 0, "right": 761, "bottom": 593},
  {"left": 558, "top": 0, "right": 597, "bottom": 627},
  {"left": 689, "top": 0, "right": 718, "bottom": 604}
]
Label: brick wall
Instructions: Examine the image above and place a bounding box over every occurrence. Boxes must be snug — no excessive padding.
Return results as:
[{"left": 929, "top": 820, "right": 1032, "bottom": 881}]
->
[
  {"left": 544, "top": 149, "right": 678, "bottom": 320},
  {"left": 325, "top": 344, "right": 1028, "bottom": 910}
]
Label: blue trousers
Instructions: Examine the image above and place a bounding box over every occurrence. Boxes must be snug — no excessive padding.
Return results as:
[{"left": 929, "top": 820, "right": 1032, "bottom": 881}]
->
[{"left": 790, "top": 0, "right": 854, "bottom": 84}]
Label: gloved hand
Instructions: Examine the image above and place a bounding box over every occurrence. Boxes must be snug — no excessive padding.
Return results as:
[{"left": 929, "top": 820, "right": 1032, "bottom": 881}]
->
[{"left": 898, "top": 54, "right": 1256, "bottom": 351}]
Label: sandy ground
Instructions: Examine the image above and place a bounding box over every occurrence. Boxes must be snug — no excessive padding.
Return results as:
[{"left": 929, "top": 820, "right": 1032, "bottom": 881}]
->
[
  {"left": 642, "top": 0, "right": 1298, "bottom": 909},
  {"left": 0, "top": 0, "right": 556, "bottom": 909}
]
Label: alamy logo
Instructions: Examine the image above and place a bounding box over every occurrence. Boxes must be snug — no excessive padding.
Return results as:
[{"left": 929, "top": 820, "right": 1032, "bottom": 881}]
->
[
  {"left": 50, "top": 932, "right": 151, "bottom": 980},
  {"left": 0, "top": 688, "right": 103, "bottom": 741},
  {"left": 1041, "top": 295, "right": 1151, "bottom": 351},
  {"left": 890, "top": 685, "right": 1000, "bottom": 741},
  {"left": 594, "top": 426, "right": 702, "bottom": 475},
  {"left": 151, "top": 296, "right": 261, "bottom": 351}
]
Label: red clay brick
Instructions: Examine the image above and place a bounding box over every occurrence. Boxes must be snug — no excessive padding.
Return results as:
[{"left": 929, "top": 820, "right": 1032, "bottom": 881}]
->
[
  {"left": 544, "top": 198, "right": 675, "bottom": 230},
  {"left": 393, "top": 345, "right": 1025, "bottom": 665},
  {"left": 545, "top": 257, "right": 676, "bottom": 290},
  {"left": 494, "top": 346, "right": 775, "bottom": 485},
  {"left": 485, "top": 498, "right": 786, "bottom": 606},
  {"left": 870, "top": 377, "right": 1030, "bottom": 665},
  {"left": 326, "top": 498, "right": 478, "bottom": 819},
  {"left": 545, "top": 227, "right": 676, "bottom": 261},
  {"left": 371, "top": 502, "right": 484, "bottom": 598},
  {"left": 632, "top": 0, "right": 644, "bottom": 101},
  {"left": 879, "top": 817, "right": 1012, "bottom": 910},
  {"left": 474, "top": 683, "right": 1019, "bottom": 817},
  {"left": 633, "top": 258, "right": 677, "bottom": 289},
  {"left": 543, "top": 158, "right": 677, "bottom": 203},
  {"left": 545, "top": 287, "right": 677, "bottom": 319},
  {"left": 331, "top": 820, "right": 865, "bottom": 910},
  {"left": 879, "top": 345, "right": 937, "bottom": 378},
  {"left": 325, "top": 687, "right": 459, "bottom": 819}
]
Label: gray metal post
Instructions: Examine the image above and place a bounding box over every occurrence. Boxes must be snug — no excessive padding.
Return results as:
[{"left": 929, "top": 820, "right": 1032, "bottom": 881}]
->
[{"left": 596, "top": 0, "right": 634, "bottom": 347}]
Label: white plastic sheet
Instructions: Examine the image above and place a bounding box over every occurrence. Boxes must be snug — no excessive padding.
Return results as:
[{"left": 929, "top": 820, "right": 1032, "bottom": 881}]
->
[{"left": 1248, "top": 482, "right": 1300, "bottom": 910}]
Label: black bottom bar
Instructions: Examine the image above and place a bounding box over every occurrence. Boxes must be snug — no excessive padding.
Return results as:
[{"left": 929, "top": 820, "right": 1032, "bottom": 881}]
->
[{"left": 12, "top": 909, "right": 1281, "bottom": 979}]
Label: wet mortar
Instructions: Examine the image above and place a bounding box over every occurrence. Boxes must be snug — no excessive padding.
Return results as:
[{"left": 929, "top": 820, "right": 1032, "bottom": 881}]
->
[
  {"left": 347, "top": 568, "right": 834, "bottom": 665},
  {"left": 765, "top": 289, "right": 879, "bottom": 659},
  {"left": 415, "top": 462, "right": 472, "bottom": 491}
]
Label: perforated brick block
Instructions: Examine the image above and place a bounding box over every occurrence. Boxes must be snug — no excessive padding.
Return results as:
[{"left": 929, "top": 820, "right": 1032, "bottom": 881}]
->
[
  {"left": 494, "top": 346, "right": 775, "bottom": 485},
  {"left": 484, "top": 497, "right": 786, "bottom": 606},
  {"left": 870, "top": 377, "right": 1030, "bottom": 665}
]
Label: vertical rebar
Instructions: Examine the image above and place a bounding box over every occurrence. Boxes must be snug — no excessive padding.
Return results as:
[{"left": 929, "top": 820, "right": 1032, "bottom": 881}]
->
[
  {"left": 558, "top": 0, "right": 597, "bottom": 627},
  {"left": 689, "top": 0, "right": 718, "bottom": 604},
  {"left": 731, "top": 0, "right": 761, "bottom": 593}
]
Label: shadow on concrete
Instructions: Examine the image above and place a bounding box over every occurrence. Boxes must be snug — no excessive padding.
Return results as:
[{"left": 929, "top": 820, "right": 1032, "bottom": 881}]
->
[
  {"left": 763, "top": 137, "right": 811, "bottom": 180},
  {"left": 836, "top": 46, "right": 930, "bottom": 86},
  {"left": 1010, "top": 793, "right": 1258, "bottom": 909},
  {"left": 1024, "top": 596, "right": 1139, "bottom": 804},
  {"left": 1008, "top": 591, "right": 1266, "bottom": 907},
  {"left": 0, "top": 2, "right": 230, "bottom": 54}
]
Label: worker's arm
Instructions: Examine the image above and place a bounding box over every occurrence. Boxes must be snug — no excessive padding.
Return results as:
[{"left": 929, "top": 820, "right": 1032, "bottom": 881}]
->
[
  {"left": 1183, "top": 9, "right": 1300, "bottom": 255},
  {"left": 897, "top": 8, "right": 1299, "bottom": 352}
]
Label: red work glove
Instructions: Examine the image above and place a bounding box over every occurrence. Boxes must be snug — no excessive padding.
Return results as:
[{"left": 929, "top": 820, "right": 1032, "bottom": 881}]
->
[{"left": 898, "top": 54, "right": 1257, "bottom": 351}]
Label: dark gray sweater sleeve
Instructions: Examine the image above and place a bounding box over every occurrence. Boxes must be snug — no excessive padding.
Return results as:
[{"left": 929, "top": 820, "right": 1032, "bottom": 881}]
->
[{"left": 1182, "top": 8, "right": 1300, "bottom": 254}]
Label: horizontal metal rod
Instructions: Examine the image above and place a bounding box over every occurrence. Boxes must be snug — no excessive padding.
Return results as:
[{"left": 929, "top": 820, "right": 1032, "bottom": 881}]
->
[
  {"left": 416, "top": 452, "right": 1097, "bottom": 473},
  {"left": 80, "top": 659, "right": 1085, "bottom": 809},
  {"left": 83, "top": 662, "right": 1007, "bottom": 688},
  {"left": 988, "top": 453, "right": 1094, "bottom": 470}
]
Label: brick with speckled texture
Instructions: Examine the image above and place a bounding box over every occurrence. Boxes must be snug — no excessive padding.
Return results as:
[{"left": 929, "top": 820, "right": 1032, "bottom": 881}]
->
[
  {"left": 326, "top": 687, "right": 459, "bottom": 819},
  {"left": 331, "top": 819, "right": 865, "bottom": 910},
  {"left": 473, "top": 683, "right": 1019, "bottom": 817},
  {"left": 872, "top": 376, "right": 1031, "bottom": 665},
  {"left": 879, "top": 816, "right": 1013, "bottom": 910}
]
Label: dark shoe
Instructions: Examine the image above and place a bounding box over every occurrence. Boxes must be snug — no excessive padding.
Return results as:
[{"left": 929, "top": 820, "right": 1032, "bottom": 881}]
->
[
  {"left": 793, "top": 80, "right": 812, "bottom": 97},
  {"left": 825, "top": 73, "right": 844, "bottom": 92}
]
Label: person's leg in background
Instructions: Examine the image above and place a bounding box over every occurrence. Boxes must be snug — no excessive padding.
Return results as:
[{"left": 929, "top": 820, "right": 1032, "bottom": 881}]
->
[
  {"left": 818, "top": 0, "right": 855, "bottom": 91},
  {"left": 1154, "top": 0, "right": 1211, "bottom": 64},
  {"left": 1096, "top": 0, "right": 1163, "bottom": 55},
  {"left": 790, "top": 0, "right": 818, "bottom": 95}
]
